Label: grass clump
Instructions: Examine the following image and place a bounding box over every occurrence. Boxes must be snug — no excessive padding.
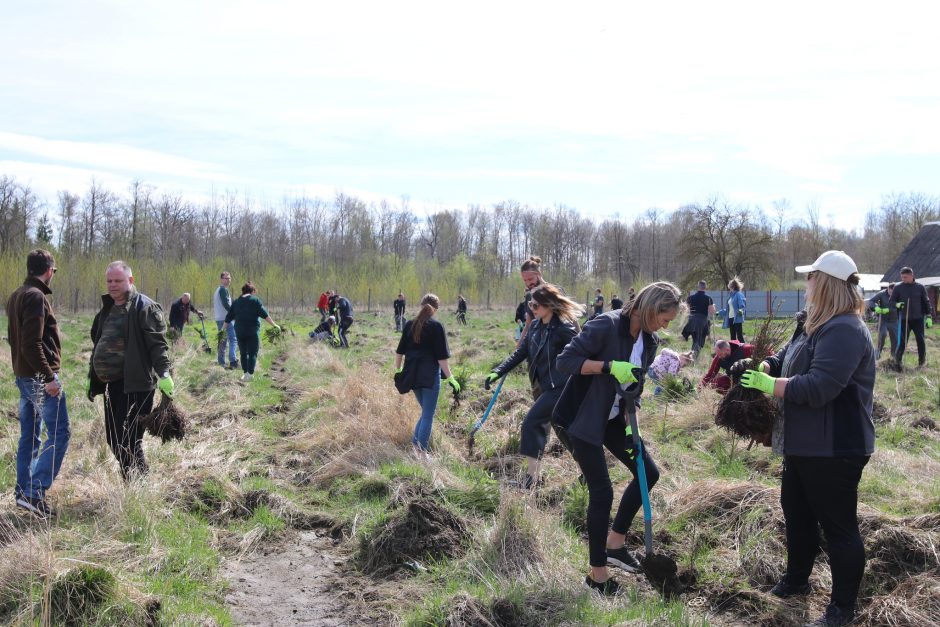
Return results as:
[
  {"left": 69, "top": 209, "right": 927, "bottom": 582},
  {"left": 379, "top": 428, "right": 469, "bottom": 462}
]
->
[
  {"left": 49, "top": 565, "right": 116, "bottom": 626},
  {"left": 562, "top": 482, "right": 589, "bottom": 533}
]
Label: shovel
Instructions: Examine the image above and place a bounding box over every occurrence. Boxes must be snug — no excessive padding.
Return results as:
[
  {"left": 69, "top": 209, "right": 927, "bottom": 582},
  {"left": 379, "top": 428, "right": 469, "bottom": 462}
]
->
[
  {"left": 468, "top": 376, "right": 504, "bottom": 454},
  {"left": 618, "top": 377, "right": 681, "bottom": 595},
  {"left": 198, "top": 317, "right": 212, "bottom": 354}
]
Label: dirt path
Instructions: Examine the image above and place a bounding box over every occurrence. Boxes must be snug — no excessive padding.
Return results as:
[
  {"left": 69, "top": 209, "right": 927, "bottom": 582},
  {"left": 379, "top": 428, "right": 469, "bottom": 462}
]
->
[{"left": 223, "top": 530, "right": 380, "bottom": 626}]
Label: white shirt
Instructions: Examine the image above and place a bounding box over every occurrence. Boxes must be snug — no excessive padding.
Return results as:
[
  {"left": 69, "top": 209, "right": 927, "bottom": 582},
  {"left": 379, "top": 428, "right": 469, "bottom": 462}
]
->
[{"left": 608, "top": 333, "right": 644, "bottom": 420}]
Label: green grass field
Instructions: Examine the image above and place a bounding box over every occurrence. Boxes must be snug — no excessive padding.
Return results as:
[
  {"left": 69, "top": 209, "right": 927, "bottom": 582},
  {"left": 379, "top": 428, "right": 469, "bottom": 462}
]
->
[{"left": 1, "top": 310, "right": 938, "bottom": 625}]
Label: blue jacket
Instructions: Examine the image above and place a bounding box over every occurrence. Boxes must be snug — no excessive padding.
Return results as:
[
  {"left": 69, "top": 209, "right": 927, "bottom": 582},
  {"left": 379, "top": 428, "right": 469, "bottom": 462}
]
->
[
  {"left": 553, "top": 310, "right": 659, "bottom": 446},
  {"left": 727, "top": 290, "right": 746, "bottom": 324},
  {"left": 764, "top": 313, "right": 875, "bottom": 457},
  {"left": 494, "top": 314, "right": 577, "bottom": 392}
]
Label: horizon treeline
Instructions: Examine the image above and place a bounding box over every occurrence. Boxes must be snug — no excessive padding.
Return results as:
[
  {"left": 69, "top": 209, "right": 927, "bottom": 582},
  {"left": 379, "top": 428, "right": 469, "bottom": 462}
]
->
[{"left": 1, "top": 174, "right": 938, "bottom": 312}]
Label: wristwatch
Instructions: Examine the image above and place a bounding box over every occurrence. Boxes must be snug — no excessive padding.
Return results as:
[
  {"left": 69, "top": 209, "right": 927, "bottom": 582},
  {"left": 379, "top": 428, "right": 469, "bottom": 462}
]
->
[{"left": 601, "top": 361, "right": 611, "bottom": 375}]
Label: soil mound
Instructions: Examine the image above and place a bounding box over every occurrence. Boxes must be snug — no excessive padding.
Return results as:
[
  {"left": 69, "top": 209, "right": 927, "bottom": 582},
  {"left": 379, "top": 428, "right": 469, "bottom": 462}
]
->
[{"left": 359, "top": 494, "right": 468, "bottom": 576}]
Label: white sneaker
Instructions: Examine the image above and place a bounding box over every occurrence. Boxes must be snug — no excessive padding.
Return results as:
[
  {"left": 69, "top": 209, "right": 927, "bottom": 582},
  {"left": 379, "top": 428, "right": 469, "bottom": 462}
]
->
[{"left": 240, "top": 373, "right": 254, "bottom": 381}]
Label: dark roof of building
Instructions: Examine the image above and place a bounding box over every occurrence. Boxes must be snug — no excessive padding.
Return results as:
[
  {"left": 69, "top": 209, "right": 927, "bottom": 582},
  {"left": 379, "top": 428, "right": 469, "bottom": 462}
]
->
[{"left": 881, "top": 222, "right": 940, "bottom": 282}]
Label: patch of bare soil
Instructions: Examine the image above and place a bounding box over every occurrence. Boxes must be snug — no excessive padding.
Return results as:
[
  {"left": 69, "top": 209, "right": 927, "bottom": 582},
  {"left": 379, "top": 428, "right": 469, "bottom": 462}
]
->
[{"left": 223, "top": 530, "right": 391, "bottom": 626}]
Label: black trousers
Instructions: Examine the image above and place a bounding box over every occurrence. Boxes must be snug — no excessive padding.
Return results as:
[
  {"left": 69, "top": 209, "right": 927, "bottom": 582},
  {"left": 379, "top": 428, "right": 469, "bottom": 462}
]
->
[
  {"left": 104, "top": 379, "right": 155, "bottom": 479},
  {"left": 781, "top": 455, "right": 869, "bottom": 611},
  {"left": 895, "top": 317, "right": 926, "bottom": 365},
  {"left": 729, "top": 321, "right": 744, "bottom": 342},
  {"left": 339, "top": 316, "right": 354, "bottom": 347},
  {"left": 570, "top": 415, "right": 660, "bottom": 567},
  {"left": 520, "top": 386, "right": 562, "bottom": 459}
]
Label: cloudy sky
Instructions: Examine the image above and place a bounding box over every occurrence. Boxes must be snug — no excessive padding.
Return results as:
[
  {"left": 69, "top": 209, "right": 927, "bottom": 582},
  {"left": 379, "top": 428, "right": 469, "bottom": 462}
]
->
[{"left": 2, "top": 0, "right": 939, "bottom": 228}]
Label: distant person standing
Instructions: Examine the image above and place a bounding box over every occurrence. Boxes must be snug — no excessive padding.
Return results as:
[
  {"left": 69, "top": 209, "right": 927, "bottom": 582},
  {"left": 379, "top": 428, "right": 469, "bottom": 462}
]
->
[
  {"left": 889, "top": 267, "right": 933, "bottom": 368},
  {"left": 686, "top": 280, "right": 716, "bottom": 358},
  {"left": 214, "top": 271, "right": 238, "bottom": 369},
  {"left": 725, "top": 278, "right": 746, "bottom": 342},
  {"left": 514, "top": 300, "right": 528, "bottom": 341},
  {"left": 6, "top": 249, "right": 70, "bottom": 517},
  {"left": 610, "top": 294, "right": 624, "bottom": 311},
  {"left": 868, "top": 283, "right": 897, "bottom": 360},
  {"left": 456, "top": 294, "right": 468, "bottom": 325},
  {"left": 317, "top": 290, "right": 330, "bottom": 322},
  {"left": 393, "top": 293, "right": 407, "bottom": 332},
  {"left": 335, "top": 293, "right": 354, "bottom": 347},
  {"left": 168, "top": 293, "right": 204, "bottom": 337},
  {"left": 592, "top": 289, "right": 605, "bottom": 318},
  {"left": 224, "top": 282, "right": 280, "bottom": 381},
  {"left": 519, "top": 256, "right": 546, "bottom": 344},
  {"left": 88, "top": 261, "right": 173, "bottom": 480}
]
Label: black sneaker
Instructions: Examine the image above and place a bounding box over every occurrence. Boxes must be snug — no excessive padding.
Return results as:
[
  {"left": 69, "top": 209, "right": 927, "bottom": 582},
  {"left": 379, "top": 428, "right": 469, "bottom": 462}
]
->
[
  {"left": 804, "top": 604, "right": 854, "bottom": 626},
  {"left": 770, "top": 577, "right": 811, "bottom": 598},
  {"left": 583, "top": 574, "right": 621, "bottom": 596},
  {"left": 16, "top": 495, "right": 54, "bottom": 518},
  {"left": 606, "top": 546, "right": 642, "bottom": 573}
]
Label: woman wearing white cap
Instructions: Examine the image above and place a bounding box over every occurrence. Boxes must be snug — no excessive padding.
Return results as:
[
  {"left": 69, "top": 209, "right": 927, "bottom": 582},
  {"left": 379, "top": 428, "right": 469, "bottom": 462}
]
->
[{"left": 740, "top": 250, "right": 875, "bottom": 627}]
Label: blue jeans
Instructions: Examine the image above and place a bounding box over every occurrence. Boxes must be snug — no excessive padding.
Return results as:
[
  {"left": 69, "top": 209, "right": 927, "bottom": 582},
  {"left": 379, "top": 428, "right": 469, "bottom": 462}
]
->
[
  {"left": 412, "top": 379, "right": 441, "bottom": 451},
  {"left": 216, "top": 320, "right": 237, "bottom": 365},
  {"left": 16, "top": 377, "right": 71, "bottom": 500}
]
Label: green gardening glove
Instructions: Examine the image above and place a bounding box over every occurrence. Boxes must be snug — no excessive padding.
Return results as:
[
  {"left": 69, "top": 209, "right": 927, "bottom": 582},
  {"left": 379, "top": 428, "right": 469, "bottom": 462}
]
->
[
  {"left": 484, "top": 371, "right": 500, "bottom": 390},
  {"left": 927, "top": 317, "right": 933, "bottom": 329},
  {"left": 740, "top": 370, "right": 775, "bottom": 395},
  {"left": 609, "top": 361, "right": 640, "bottom": 385},
  {"left": 737, "top": 308, "right": 745, "bottom": 317},
  {"left": 395, "top": 366, "right": 404, "bottom": 374},
  {"left": 157, "top": 375, "right": 175, "bottom": 397},
  {"left": 896, "top": 302, "right": 905, "bottom": 310},
  {"left": 446, "top": 375, "right": 461, "bottom": 394}
]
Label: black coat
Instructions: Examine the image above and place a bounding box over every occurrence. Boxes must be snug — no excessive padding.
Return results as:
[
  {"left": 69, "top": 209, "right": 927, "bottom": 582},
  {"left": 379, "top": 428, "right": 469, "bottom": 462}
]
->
[{"left": 494, "top": 314, "right": 577, "bottom": 391}]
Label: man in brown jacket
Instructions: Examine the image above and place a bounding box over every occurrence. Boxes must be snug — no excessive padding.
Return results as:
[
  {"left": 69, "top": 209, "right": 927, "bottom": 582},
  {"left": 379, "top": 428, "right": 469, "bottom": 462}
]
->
[{"left": 6, "top": 249, "right": 70, "bottom": 517}]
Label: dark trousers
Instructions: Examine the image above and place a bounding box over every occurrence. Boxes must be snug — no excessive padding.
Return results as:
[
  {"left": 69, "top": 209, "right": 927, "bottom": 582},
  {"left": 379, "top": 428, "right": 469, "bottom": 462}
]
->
[
  {"left": 729, "top": 321, "right": 744, "bottom": 342},
  {"left": 875, "top": 319, "right": 897, "bottom": 358},
  {"left": 895, "top": 317, "right": 926, "bottom": 365},
  {"left": 104, "top": 379, "right": 155, "bottom": 479},
  {"left": 520, "top": 386, "right": 562, "bottom": 459},
  {"left": 339, "top": 317, "right": 354, "bottom": 347},
  {"left": 570, "top": 415, "right": 660, "bottom": 567},
  {"left": 781, "top": 455, "right": 869, "bottom": 611},
  {"left": 236, "top": 332, "right": 260, "bottom": 374}
]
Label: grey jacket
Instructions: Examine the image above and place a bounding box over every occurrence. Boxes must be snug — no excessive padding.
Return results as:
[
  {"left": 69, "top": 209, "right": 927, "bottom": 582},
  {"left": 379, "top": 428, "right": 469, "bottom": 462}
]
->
[
  {"left": 553, "top": 310, "right": 659, "bottom": 446},
  {"left": 868, "top": 289, "right": 897, "bottom": 324},
  {"left": 765, "top": 313, "right": 875, "bottom": 457},
  {"left": 494, "top": 314, "right": 577, "bottom": 392}
]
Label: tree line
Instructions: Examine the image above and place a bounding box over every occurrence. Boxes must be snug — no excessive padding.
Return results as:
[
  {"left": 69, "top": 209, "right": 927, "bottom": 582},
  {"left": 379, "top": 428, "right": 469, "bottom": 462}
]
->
[{"left": 1, "top": 174, "right": 938, "bottom": 311}]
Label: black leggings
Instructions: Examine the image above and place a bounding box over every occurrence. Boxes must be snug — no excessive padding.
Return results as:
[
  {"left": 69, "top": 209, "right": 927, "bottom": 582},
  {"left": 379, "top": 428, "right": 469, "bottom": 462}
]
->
[
  {"left": 781, "top": 455, "right": 869, "bottom": 611},
  {"left": 520, "top": 386, "right": 562, "bottom": 459},
  {"left": 103, "top": 379, "right": 155, "bottom": 479},
  {"left": 570, "top": 415, "right": 660, "bottom": 567},
  {"left": 729, "top": 321, "right": 744, "bottom": 342},
  {"left": 895, "top": 317, "right": 926, "bottom": 365}
]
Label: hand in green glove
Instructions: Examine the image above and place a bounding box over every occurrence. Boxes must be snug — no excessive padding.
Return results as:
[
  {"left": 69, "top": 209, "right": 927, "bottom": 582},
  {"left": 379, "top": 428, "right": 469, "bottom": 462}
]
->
[
  {"left": 758, "top": 361, "right": 770, "bottom": 373},
  {"left": 896, "top": 302, "right": 905, "bottom": 310},
  {"left": 395, "top": 366, "right": 404, "bottom": 374},
  {"left": 157, "top": 375, "right": 175, "bottom": 397},
  {"left": 740, "top": 369, "right": 775, "bottom": 395},
  {"left": 484, "top": 371, "right": 500, "bottom": 390},
  {"left": 446, "top": 375, "right": 461, "bottom": 394},
  {"left": 927, "top": 317, "right": 933, "bottom": 329},
  {"left": 737, "top": 308, "right": 745, "bottom": 317},
  {"left": 609, "top": 361, "right": 640, "bottom": 385}
]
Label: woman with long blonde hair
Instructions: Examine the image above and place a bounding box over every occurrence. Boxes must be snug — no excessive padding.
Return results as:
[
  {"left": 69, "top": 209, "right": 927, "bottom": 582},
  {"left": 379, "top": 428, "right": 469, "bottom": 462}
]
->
[
  {"left": 742, "top": 251, "right": 874, "bottom": 627},
  {"left": 485, "top": 283, "right": 582, "bottom": 488}
]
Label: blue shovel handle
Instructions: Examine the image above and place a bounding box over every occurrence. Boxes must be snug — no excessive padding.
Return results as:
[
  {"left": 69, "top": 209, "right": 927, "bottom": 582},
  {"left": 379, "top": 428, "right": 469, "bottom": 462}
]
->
[{"left": 470, "top": 376, "right": 504, "bottom": 436}]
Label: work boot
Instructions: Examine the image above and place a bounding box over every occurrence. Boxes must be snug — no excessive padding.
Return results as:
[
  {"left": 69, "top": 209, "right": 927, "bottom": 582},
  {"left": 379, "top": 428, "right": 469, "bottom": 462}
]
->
[
  {"left": 770, "top": 576, "right": 811, "bottom": 598},
  {"left": 804, "top": 603, "right": 854, "bottom": 626}
]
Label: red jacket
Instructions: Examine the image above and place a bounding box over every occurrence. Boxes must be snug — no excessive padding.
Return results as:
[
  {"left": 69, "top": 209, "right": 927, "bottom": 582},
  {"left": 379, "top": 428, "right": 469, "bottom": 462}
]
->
[
  {"left": 317, "top": 292, "right": 329, "bottom": 309},
  {"left": 702, "top": 341, "right": 753, "bottom": 388}
]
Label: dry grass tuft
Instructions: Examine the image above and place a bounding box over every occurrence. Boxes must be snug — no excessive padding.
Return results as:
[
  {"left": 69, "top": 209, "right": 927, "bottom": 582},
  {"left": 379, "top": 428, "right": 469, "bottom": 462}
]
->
[
  {"left": 857, "top": 573, "right": 940, "bottom": 627},
  {"left": 481, "top": 497, "right": 543, "bottom": 578},
  {"left": 445, "top": 593, "right": 496, "bottom": 627}
]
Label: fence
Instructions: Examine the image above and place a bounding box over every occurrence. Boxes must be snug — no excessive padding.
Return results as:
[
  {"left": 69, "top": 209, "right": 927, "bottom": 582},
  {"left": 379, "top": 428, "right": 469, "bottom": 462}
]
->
[{"left": 705, "top": 290, "right": 805, "bottom": 318}]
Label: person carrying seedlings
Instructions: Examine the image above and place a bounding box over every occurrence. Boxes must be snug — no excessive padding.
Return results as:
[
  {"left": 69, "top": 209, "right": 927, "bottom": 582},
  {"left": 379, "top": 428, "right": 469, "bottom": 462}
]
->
[
  {"left": 685, "top": 280, "right": 716, "bottom": 358},
  {"left": 334, "top": 293, "right": 354, "bottom": 347},
  {"left": 889, "top": 266, "right": 933, "bottom": 368},
  {"left": 701, "top": 339, "right": 754, "bottom": 393},
  {"left": 223, "top": 281, "right": 280, "bottom": 381},
  {"left": 867, "top": 282, "right": 897, "bottom": 360},
  {"left": 393, "top": 293, "right": 460, "bottom": 458},
  {"left": 317, "top": 290, "right": 330, "bottom": 322},
  {"left": 484, "top": 283, "right": 582, "bottom": 489},
  {"left": 213, "top": 271, "right": 239, "bottom": 369},
  {"left": 592, "top": 288, "right": 605, "bottom": 318},
  {"left": 610, "top": 294, "right": 623, "bottom": 311},
  {"left": 88, "top": 261, "right": 173, "bottom": 480},
  {"left": 554, "top": 281, "right": 685, "bottom": 595},
  {"left": 518, "top": 256, "right": 545, "bottom": 344},
  {"left": 309, "top": 315, "right": 336, "bottom": 342},
  {"left": 455, "top": 294, "right": 467, "bottom": 325},
  {"left": 393, "top": 292, "right": 406, "bottom": 332},
  {"left": 6, "top": 249, "right": 70, "bottom": 517},
  {"left": 719, "top": 277, "right": 746, "bottom": 342},
  {"left": 168, "top": 292, "right": 204, "bottom": 337},
  {"left": 739, "top": 250, "right": 875, "bottom": 627}
]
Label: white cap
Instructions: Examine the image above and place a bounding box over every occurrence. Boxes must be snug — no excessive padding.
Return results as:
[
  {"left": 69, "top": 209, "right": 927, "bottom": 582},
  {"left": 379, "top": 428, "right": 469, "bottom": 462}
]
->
[{"left": 795, "top": 250, "right": 858, "bottom": 281}]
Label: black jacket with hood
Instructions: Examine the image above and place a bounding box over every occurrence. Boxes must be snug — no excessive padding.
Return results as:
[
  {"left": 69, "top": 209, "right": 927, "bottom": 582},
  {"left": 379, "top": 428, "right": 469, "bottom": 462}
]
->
[{"left": 493, "top": 313, "right": 577, "bottom": 393}]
